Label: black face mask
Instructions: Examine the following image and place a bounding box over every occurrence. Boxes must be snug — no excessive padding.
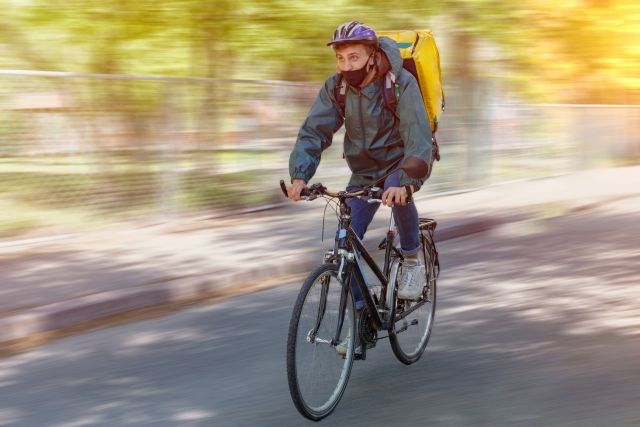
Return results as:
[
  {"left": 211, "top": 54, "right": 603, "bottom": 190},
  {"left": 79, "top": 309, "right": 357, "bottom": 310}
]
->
[{"left": 343, "top": 52, "right": 374, "bottom": 87}]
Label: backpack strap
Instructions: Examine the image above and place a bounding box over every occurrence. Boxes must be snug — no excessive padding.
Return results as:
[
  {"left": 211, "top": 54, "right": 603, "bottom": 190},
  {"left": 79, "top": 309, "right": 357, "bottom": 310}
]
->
[
  {"left": 334, "top": 75, "right": 347, "bottom": 118},
  {"left": 386, "top": 70, "right": 441, "bottom": 162},
  {"left": 382, "top": 72, "right": 400, "bottom": 122},
  {"left": 336, "top": 72, "right": 398, "bottom": 121}
]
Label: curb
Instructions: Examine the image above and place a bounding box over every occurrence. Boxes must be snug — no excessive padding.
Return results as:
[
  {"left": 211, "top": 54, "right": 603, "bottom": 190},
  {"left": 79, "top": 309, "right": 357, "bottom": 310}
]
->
[{"left": 0, "top": 215, "right": 509, "bottom": 347}]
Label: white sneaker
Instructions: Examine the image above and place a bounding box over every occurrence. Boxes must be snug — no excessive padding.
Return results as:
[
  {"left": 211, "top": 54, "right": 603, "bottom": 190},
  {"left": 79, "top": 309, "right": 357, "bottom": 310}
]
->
[
  {"left": 397, "top": 259, "right": 426, "bottom": 301},
  {"left": 335, "top": 335, "right": 362, "bottom": 357},
  {"left": 335, "top": 336, "right": 351, "bottom": 357}
]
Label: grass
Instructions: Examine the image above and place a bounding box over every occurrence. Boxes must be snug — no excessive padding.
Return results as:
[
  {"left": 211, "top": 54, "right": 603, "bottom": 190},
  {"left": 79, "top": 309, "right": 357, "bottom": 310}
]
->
[
  {"left": 0, "top": 197, "right": 106, "bottom": 237},
  {"left": 180, "top": 169, "right": 280, "bottom": 209},
  {"left": 0, "top": 217, "right": 40, "bottom": 239},
  {"left": 610, "top": 156, "right": 640, "bottom": 167},
  {"left": 2, "top": 146, "right": 634, "bottom": 239},
  {"left": 0, "top": 152, "right": 282, "bottom": 238}
]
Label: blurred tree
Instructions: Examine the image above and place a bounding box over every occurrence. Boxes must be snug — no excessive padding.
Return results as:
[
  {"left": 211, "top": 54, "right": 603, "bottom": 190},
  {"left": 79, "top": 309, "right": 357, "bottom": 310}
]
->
[
  {"left": 446, "top": 0, "right": 640, "bottom": 103},
  {"left": 0, "top": 0, "right": 637, "bottom": 103}
]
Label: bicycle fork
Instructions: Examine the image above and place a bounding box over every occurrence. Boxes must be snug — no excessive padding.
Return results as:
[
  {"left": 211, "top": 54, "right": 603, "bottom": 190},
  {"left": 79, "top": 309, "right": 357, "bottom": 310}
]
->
[
  {"left": 307, "top": 276, "right": 329, "bottom": 345},
  {"left": 331, "top": 255, "right": 352, "bottom": 347},
  {"left": 332, "top": 281, "right": 350, "bottom": 347},
  {"left": 306, "top": 266, "right": 351, "bottom": 348}
]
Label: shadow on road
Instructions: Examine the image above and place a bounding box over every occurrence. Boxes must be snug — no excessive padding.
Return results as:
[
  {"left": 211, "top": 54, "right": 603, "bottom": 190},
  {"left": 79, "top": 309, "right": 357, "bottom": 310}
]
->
[{"left": 0, "top": 208, "right": 639, "bottom": 426}]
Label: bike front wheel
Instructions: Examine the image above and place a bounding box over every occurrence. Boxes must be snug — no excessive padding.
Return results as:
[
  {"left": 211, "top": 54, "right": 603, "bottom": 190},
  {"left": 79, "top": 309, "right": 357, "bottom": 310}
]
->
[
  {"left": 286, "top": 263, "right": 356, "bottom": 421},
  {"left": 389, "top": 235, "right": 437, "bottom": 365}
]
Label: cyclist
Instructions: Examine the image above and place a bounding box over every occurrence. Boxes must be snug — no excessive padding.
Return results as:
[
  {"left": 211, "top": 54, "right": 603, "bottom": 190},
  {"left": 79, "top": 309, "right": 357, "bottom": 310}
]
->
[{"left": 286, "top": 21, "right": 434, "bottom": 308}]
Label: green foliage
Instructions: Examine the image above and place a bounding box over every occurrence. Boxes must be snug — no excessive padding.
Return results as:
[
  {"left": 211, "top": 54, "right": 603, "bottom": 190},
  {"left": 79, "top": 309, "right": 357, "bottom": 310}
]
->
[
  {"left": 0, "top": 0, "right": 637, "bottom": 102},
  {"left": 0, "top": 217, "right": 40, "bottom": 238},
  {"left": 0, "top": 152, "right": 281, "bottom": 237},
  {"left": 181, "top": 169, "right": 279, "bottom": 209}
]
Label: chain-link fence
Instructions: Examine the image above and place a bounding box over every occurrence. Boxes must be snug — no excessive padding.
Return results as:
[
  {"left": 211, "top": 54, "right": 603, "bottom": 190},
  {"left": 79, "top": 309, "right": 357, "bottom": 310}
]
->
[{"left": 1, "top": 70, "right": 639, "bottom": 238}]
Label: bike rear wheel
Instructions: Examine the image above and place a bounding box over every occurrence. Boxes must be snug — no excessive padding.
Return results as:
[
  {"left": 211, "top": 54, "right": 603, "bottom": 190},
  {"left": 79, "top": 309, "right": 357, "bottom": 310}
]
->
[
  {"left": 286, "top": 263, "right": 356, "bottom": 420},
  {"left": 389, "top": 234, "right": 437, "bottom": 364}
]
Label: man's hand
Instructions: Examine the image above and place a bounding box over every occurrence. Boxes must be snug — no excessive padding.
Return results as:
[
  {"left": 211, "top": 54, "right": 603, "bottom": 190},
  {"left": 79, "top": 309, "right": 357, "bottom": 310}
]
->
[
  {"left": 287, "top": 179, "right": 307, "bottom": 202},
  {"left": 381, "top": 186, "right": 414, "bottom": 207}
]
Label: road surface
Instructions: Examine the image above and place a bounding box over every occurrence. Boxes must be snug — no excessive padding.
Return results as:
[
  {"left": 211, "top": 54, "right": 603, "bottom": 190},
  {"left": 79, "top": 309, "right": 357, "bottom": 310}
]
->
[{"left": 1, "top": 198, "right": 639, "bottom": 426}]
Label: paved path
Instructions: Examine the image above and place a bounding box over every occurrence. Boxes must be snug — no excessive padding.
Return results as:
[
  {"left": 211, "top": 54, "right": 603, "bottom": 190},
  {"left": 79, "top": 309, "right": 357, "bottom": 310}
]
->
[
  {"left": 1, "top": 200, "right": 638, "bottom": 426},
  {"left": 0, "top": 167, "right": 639, "bottom": 345}
]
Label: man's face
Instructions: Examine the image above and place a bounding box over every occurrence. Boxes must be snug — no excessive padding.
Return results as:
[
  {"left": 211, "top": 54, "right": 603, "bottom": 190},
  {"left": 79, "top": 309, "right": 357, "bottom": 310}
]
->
[{"left": 335, "top": 44, "right": 372, "bottom": 72}]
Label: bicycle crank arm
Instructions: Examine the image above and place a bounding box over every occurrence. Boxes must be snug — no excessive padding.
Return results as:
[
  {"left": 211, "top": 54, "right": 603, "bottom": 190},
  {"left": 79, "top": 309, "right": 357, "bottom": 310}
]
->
[
  {"left": 395, "top": 319, "right": 419, "bottom": 334},
  {"left": 395, "top": 297, "right": 431, "bottom": 323},
  {"left": 306, "top": 331, "right": 334, "bottom": 346}
]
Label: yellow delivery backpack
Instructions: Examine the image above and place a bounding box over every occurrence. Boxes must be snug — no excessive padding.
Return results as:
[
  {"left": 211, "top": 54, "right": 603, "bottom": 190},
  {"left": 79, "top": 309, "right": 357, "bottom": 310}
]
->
[{"left": 377, "top": 30, "right": 445, "bottom": 136}]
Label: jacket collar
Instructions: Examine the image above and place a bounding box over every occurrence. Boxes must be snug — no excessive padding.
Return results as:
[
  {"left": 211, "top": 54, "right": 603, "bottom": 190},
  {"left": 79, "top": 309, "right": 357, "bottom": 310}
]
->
[
  {"left": 345, "top": 36, "right": 400, "bottom": 98},
  {"left": 348, "top": 79, "right": 382, "bottom": 99},
  {"left": 361, "top": 80, "right": 382, "bottom": 99}
]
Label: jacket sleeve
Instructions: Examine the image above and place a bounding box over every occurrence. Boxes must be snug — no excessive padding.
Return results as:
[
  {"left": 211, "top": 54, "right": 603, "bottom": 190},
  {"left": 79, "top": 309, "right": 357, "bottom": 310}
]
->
[
  {"left": 396, "top": 72, "right": 434, "bottom": 190},
  {"left": 289, "top": 76, "right": 344, "bottom": 183}
]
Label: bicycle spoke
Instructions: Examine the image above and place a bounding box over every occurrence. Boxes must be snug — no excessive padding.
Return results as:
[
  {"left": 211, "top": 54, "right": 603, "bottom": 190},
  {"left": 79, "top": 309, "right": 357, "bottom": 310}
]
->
[
  {"left": 389, "top": 234, "right": 437, "bottom": 365},
  {"left": 287, "top": 264, "right": 355, "bottom": 420}
]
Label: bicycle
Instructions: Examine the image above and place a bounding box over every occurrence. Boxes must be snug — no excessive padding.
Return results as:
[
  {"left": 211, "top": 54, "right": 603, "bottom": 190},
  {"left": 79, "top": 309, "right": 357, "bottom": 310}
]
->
[{"left": 280, "top": 163, "right": 440, "bottom": 421}]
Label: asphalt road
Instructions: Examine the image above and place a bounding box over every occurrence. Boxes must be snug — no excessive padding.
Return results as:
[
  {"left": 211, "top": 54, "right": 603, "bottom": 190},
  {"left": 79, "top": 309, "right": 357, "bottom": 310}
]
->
[{"left": 1, "top": 199, "right": 639, "bottom": 427}]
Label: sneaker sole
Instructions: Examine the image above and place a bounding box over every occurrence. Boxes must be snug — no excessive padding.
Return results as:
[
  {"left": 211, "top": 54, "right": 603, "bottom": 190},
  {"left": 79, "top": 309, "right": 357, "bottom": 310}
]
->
[{"left": 398, "top": 291, "right": 422, "bottom": 301}]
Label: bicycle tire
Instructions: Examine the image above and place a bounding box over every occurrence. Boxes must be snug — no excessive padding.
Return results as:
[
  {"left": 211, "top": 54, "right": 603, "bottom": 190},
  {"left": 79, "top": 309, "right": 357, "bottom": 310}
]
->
[
  {"left": 286, "top": 263, "right": 356, "bottom": 420},
  {"left": 389, "top": 233, "right": 437, "bottom": 364}
]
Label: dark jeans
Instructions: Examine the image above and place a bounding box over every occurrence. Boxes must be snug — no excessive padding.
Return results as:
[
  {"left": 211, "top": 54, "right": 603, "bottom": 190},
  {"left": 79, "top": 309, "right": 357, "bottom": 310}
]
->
[{"left": 346, "top": 170, "right": 421, "bottom": 309}]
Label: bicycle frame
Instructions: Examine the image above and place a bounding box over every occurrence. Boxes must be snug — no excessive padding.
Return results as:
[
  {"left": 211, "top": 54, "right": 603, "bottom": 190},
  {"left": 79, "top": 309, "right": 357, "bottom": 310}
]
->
[
  {"left": 329, "top": 194, "right": 430, "bottom": 334},
  {"left": 285, "top": 173, "right": 438, "bottom": 420},
  {"left": 342, "top": 226, "right": 392, "bottom": 330},
  {"left": 299, "top": 183, "right": 436, "bottom": 352}
]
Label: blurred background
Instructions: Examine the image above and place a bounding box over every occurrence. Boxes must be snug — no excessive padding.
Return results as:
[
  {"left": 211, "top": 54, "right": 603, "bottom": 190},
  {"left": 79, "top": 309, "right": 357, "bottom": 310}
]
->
[
  {"left": 1, "top": 3, "right": 639, "bottom": 426},
  {"left": 0, "top": 0, "right": 638, "bottom": 237}
]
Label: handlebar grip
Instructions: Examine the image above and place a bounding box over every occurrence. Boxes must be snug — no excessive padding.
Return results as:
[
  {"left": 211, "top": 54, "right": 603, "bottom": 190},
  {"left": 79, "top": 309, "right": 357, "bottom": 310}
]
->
[
  {"left": 279, "top": 180, "right": 288, "bottom": 198},
  {"left": 280, "top": 179, "right": 313, "bottom": 199},
  {"left": 370, "top": 188, "right": 384, "bottom": 199},
  {"left": 404, "top": 185, "right": 413, "bottom": 204}
]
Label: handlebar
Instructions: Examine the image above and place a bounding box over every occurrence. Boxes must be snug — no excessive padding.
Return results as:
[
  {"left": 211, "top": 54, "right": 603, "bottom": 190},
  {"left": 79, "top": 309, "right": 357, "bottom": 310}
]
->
[
  {"left": 279, "top": 180, "right": 412, "bottom": 203},
  {"left": 280, "top": 179, "right": 368, "bottom": 199}
]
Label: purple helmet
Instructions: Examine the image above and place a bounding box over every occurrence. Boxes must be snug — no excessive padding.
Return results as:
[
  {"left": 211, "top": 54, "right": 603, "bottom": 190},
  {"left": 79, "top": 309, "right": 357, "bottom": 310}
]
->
[{"left": 327, "top": 21, "right": 378, "bottom": 47}]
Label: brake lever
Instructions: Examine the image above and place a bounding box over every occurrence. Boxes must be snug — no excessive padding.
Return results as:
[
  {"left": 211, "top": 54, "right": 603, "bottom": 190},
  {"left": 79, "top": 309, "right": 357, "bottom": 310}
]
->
[
  {"left": 366, "top": 186, "right": 384, "bottom": 203},
  {"left": 279, "top": 180, "right": 288, "bottom": 198},
  {"left": 280, "top": 179, "right": 316, "bottom": 200}
]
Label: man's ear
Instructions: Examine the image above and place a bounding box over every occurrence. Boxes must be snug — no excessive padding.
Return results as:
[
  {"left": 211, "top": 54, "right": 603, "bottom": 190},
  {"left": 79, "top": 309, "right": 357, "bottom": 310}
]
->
[{"left": 368, "top": 50, "right": 379, "bottom": 71}]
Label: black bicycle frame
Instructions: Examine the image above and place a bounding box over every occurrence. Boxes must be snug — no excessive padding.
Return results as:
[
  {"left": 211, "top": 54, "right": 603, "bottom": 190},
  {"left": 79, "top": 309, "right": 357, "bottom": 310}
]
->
[
  {"left": 328, "top": 193, "right": 432, "bottom": 342},
  {"left": 351, "top": 227, "right": 436, "bottom": 326},
  {"left": 343, "top": 227, "right": 389, "bottom": 330}
]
